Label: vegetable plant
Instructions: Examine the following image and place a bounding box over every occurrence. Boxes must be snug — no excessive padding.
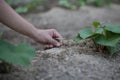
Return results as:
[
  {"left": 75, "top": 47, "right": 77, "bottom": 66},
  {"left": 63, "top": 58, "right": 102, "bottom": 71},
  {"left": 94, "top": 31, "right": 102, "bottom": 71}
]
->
[
  {"left": 81, "top": 0, "right": 110, "bottom": 7},
  {"left": 6, "top": 0, "right": 46, "bottom": 13},
  {"left": 74, "top": 21, "right": 120, "bottom": 55},
  {"left": 58, "top": 0, "right": 76, "bottom": 9},
  {"left": 0, "top": 33, "right": 35, "bottom": 66},
  {"left": 6, "top": 0, "right": 111, "bottom": 13},
  {"left": 58, "top": 0, "right": 111, "bottom": 9}
]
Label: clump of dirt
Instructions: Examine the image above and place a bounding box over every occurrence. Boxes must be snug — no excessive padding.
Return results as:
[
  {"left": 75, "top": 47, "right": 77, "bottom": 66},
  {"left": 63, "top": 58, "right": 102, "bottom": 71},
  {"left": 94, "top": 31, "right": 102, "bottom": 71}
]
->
[{"left": 0, "top": 39, "right": 120, "bottom": 80}]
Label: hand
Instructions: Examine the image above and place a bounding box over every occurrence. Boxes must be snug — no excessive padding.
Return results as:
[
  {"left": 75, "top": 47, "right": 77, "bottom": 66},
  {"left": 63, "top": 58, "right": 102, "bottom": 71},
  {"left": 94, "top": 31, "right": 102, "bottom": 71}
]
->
[{"left": 33, "top": 29, "right": 62, "bottom": 48}]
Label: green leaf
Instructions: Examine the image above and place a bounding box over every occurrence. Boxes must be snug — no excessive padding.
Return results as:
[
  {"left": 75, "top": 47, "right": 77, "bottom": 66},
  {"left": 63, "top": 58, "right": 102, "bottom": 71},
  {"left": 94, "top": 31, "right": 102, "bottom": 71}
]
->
[
  {"left": 15, "top": 6, "right": 28, "bottom": 13},
  {"left": 95, "top": 0, "right": 103, "bottom": 7},
  {"left": 105, "top": 0, "right": 111, "bottom": 6},
  {"left": 74, "top": 34, "right": 82, "bottom": 42},
  {"left": 95, "top": 33, "right": 120, "bottom": 47},
  {"left": 78, "top": 0, "right": 85, "bottom": 6},
  {"left": 95, "top": 27, "right": 104, "bottom": 34},
  {"left": 86, "top": 0, "right": 96, "bottom": 3},
  {"left": 27, "top": 1, "right": 37, "bottom": 10},
  {"left": 105, "top": 25, "right": 120, "bottom": 34},
  {"left": 107, "top": 42, "right": 120, "bottom": 55},
  {"left": 0, "top": 40, "right": 35, "bottom": 66},
  {"left": 92, "top": 21, "right": 101, "bottom": 28},
  {"left": 78, "top": 28, "right": 93, "bottom": 39},
  {"left": 6, "top": 0, "right": 14, "bottom": 5},
  {"left": 59, "top": 0, "right": 72, "bottom": 8}
]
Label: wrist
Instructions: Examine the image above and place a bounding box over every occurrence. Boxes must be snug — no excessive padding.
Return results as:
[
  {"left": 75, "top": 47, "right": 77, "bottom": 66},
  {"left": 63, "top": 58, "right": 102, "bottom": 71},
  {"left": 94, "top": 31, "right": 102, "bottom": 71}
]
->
[{"left": 28, "top": 27, "right": 39, "bottom": 40}]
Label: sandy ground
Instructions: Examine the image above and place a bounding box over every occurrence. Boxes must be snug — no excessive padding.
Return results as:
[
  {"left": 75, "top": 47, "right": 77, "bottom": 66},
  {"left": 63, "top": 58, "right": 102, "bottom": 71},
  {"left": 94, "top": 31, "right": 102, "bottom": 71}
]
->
[
  {"left": 0, "top": 4, "right": 120, "bottom": 80},
  {"left": 0, "top": 39, "right": 120, "bottom": 80}
]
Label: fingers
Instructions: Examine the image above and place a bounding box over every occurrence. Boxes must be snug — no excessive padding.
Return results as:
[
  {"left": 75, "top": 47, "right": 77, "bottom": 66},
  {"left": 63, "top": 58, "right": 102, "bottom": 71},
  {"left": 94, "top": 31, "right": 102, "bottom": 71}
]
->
[
  {"left": 45, "top": 29, "right": 62, "bottom": 46},
  {"left": 50, "top": 29, "right": 62, "bottom": 38},
  {"left": 54, "top": 31, "right": 62, "bottom": 38},
  {"left": 45, "top": 45, "right": 53, "bottom": 50},
  {"left": 49, "top": 36, "right": 61, "bottom": 47}
]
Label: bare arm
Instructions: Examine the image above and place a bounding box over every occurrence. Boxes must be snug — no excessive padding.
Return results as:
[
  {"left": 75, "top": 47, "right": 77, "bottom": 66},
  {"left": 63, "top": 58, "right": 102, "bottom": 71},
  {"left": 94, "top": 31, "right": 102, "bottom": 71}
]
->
[
  {"left": 0, "top": 0, "right": 37, "bottom": 39},
  {"left": 0, "top": 0, "right": 62, "bottom": 47}
]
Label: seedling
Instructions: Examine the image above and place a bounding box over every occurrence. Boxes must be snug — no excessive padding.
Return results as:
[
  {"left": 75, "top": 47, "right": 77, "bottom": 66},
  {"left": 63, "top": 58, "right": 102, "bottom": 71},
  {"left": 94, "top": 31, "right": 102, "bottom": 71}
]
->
[{"left": 74, "top": 21, "right": 120, "bottom": 55}]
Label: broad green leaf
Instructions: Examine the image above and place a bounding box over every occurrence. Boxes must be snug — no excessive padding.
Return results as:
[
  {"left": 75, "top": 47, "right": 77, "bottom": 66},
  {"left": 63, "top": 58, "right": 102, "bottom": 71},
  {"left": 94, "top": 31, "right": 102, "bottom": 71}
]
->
[
  {"left": 95, "top": 33, "right": 120, "bottom": 47},
  {"left": 107, "top": 42, "right": 120, "bottom": 55},
  {"left": 104, "top": 30, "right": 114, "bottom": 38},
  {"left": 105, "top": 25, "right": 120, "bottom": 34},
  {"left": 92, "top": 21, "right": 101, "bottom": 28},
  {"left": 74, "top": 34, "right": 82, "bottom": 42},
  {"left": 79, "top": 28, "right": 93, "bottom": 39},
  {"left": 0, "top": 40, "right": 35, "bottom": 66},
  {"left": 95, "top": 27, "right": 104, "bottom": 34}
]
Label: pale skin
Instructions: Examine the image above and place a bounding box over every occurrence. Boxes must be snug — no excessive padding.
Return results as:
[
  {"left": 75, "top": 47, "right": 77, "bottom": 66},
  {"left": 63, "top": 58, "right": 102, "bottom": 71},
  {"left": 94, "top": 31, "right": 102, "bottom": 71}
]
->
[{"left": 0, "top": 0, "right": 62, "bottom": 48}]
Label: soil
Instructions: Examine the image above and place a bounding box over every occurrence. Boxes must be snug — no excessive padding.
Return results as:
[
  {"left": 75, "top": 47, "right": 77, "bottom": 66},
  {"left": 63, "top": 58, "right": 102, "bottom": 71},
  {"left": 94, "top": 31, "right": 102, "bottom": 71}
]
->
[
  {"left": 0, "top": 39, "right": 120, "bottom": 80},
  {"left": 0, "top": 3, "right": 120, "bottom": 80}
]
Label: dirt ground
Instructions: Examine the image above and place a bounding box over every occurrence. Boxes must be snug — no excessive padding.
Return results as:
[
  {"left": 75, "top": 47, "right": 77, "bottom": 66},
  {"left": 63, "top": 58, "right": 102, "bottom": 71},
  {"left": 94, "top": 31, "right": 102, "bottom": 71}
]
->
[{"left": 0, "top": 3, "right": 120, "bottom": 80}]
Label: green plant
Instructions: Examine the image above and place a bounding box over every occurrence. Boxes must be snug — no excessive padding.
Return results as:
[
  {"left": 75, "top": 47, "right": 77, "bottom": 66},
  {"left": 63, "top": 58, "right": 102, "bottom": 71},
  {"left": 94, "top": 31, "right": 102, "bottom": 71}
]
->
[
  {"left": 74, "top": 21, "right": 120, "bottom": 55},
  {"left": 78, "top": 0, "right": 111, "bottom": 7},
  {"left": 15, "top": 6, "right": 28, "bottom": 13},
  {"left": 86, "top": 0, "right": 110, "bottom": 7},
  {"left": 58, "top": 0, "right": 111, "bottom": 10},
  {"left": 6, "top": 0, "right": 24, "bottom": 5},
  {"left": 58, "top": 0, "right": 111, "bottom": 9},
  {"left": 0, "top": 33, "right": 35, "bottom": 66},
  {"left": 27, "top": 0, "right": 45, "bottom": 11},
  {"left": 6, "top": 0, "right": 46, "bottom": 13},
  {"left": 58, "top": 0, "right": 76, "bottom": 9},
  {"left": 6, "top": 0, "right": 111, "bottom": 13}
]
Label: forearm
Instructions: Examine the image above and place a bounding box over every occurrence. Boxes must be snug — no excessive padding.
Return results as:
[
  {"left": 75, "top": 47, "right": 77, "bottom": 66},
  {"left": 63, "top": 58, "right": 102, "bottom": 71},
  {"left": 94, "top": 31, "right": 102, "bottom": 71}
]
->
[{"left": 0, "top": 0, "right": 37, "bottom": 38}]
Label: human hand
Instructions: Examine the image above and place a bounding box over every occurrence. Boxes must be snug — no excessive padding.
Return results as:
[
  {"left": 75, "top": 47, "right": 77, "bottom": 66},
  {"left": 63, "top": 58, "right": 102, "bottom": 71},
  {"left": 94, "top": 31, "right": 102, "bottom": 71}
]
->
[
  {"left": 33, "top": 29, "right": 62, "bottom": 48},
  {"left": 0, "top": 0, "right": 62, "bottom": 48}
]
